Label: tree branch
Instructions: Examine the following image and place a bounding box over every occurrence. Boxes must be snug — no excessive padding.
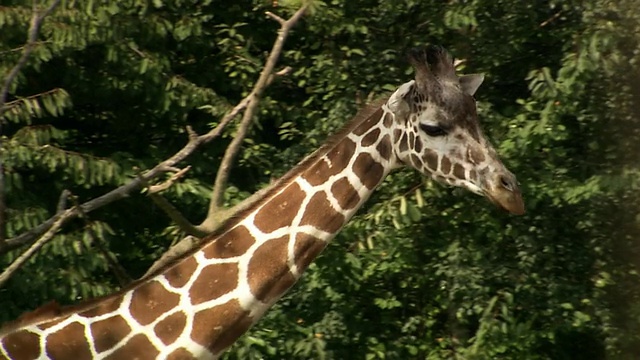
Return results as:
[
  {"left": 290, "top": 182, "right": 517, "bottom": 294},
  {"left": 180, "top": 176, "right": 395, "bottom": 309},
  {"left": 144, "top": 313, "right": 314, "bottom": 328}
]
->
[
  {"left": 206, "top": 5, "right": 308, "bottom": 220},
  {"left": 147, "top": 166, "right": 191, "bottom": 194},
  {"left": 0, "top": 0, "right": 61, "bottom": 113},
  {"left": 136, "top": 169, "right": 207, "bottom": 238},
  {"left": 0, "top": 0, "right": 61, "bottom": 247},
  {"left": 0, "top": 190, "right": 69, "bottom": 288},
  {"left": 0, "top": 130, "right": 188, "bottom": 253},
  {"left": 143, "top": 7, "right": 308, "bottom": 273},
  {"left": 0, "top": 5, "right": 307, "bottom": 259}
]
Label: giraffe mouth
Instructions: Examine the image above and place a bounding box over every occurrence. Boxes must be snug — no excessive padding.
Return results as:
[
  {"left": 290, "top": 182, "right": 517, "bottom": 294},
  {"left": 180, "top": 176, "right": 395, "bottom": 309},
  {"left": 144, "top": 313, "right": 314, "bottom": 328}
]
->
[{"left": 485, "top": 188, "right": 525, "bottom": 215}]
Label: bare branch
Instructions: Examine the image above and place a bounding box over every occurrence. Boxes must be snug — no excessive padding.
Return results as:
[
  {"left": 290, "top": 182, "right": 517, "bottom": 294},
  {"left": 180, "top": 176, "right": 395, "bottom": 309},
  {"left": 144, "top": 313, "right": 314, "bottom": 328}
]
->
[
  {"left": 207, "top": 5, "right": 308, "bottom": 218},
  {"left": 0, "top": 130, "right": 184, "bottom": 253},
  {"left": 0, "top": 201, "right": 70, "bottom": 288},
  {"left": 148, "top": 166, "right": 191, "bottom": 194},
  {"left": 0, "top": 4, "right": 308, "bottom": 256},
  {"left": 136, "top": 170, "right": 207, "bottom": 238},
  {"left": 0, "top": 0, "right": 61, "bottom": 248},
  {"left": 265, "top": 11, "right": 286, "bottom": 25},
  {"left": 0, "top": 0, "right": 61, "bottom": 114},
  {"left": 540, "top": 10, "right": 563, "bottom": 27}
]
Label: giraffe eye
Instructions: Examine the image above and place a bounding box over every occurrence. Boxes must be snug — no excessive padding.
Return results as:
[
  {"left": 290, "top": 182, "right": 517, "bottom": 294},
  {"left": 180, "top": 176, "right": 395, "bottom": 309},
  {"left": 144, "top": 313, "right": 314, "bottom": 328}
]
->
[{"left": 419, "top": 124, "right": 447, "bottom": 137}]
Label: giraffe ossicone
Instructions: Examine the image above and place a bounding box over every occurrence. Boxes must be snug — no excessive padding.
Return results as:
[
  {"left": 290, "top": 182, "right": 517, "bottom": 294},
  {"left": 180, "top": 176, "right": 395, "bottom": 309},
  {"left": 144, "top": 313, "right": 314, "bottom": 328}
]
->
[{"left": 0, "top": 45, "right": 523, "bottom": 359}]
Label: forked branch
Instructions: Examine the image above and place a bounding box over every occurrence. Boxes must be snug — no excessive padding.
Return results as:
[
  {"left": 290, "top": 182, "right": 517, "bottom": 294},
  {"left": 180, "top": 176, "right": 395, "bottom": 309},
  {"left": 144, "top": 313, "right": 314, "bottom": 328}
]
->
[
  {"left": 0, "top": 190, "right": 70, "bottom": 288},
  {"left": 1, "top": 5, "right": 309, "bottom": 258},
  {"left": 206, "top": 5, "right": 308, "bottom": 220}
]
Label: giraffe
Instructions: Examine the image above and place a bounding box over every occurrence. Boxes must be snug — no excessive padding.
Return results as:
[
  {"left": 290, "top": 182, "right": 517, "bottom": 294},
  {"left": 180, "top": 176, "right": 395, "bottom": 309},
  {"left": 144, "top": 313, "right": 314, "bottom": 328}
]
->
[{"left": 0, "top": 45, "right": 524, "bottom": 359}]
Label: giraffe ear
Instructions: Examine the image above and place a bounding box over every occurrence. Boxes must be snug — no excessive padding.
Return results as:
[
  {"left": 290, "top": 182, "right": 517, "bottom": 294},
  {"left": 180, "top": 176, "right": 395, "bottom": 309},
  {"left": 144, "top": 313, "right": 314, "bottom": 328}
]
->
[{"left": 459, "top": 74, "right": 484, "bottom": 96}]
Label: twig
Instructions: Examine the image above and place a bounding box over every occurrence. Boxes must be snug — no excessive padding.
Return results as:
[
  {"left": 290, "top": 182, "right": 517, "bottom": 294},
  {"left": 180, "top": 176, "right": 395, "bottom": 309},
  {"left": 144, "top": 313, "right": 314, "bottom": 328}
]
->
[
  {"left": 0, "top": 0, "right": 61, "bottom": 247},
  {"left": 136, "top": 170, "right": 207, "bottom": 238},
  {"left": 0, "top": 0, "right": 61, "bottom": 114},
  {"left": 0, "top": 4, "right": 307, "bottom": 255},
  {"left": 540, "top": 10, "right": 563, "bottom": 27},
  {"left": 0, "top": 191, "right": 70, "bottom": 288},
  {"left": 148, "top": 166, "right": 191, "bottom": 194},
  {"left": 2, "top": 97, "right": 262, "bottom": 254},
  {"left": 207, "top": 5, "right": 308, "bottom": 215},
  {"left": 141, "top": 165, "right": 208, "bottom": 236}
]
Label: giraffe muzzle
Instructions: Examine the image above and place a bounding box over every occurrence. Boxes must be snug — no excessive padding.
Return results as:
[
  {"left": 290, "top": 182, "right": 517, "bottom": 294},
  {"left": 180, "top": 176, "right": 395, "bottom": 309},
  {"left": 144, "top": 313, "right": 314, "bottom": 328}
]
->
[{"left": 485, "top": 173, "right": 525, "bottom": 215}]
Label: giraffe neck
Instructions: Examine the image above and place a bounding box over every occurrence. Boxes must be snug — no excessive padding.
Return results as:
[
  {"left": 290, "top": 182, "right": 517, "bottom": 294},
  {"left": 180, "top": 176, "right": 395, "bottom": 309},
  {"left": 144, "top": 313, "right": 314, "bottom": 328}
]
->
[{"left": 0, "top": 100, "right": 400, "bottom": 360}]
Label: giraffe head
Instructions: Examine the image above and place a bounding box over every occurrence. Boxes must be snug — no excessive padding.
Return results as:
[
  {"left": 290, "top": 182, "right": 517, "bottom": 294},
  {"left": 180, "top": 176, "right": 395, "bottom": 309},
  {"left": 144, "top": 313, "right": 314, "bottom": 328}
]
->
[{"left": 386, "top": 45, "right": 524, "bottom": 215}]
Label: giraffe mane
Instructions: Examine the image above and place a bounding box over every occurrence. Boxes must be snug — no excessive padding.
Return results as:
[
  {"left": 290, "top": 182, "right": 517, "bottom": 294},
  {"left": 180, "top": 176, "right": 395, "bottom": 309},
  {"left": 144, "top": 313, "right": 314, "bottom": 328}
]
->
[{"left": 0, "top": 95, "right": 391, "bottom": 334}]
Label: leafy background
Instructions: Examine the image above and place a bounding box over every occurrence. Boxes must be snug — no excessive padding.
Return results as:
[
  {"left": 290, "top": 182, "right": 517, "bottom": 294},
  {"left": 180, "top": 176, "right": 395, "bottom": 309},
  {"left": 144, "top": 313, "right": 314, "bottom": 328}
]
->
[{"left": 1, "top": 0, "right": 639, "bottom": 358}]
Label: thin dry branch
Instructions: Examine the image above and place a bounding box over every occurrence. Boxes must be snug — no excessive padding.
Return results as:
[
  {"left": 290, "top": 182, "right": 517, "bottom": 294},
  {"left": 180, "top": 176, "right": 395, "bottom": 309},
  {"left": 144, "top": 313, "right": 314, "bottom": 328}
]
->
[
  {"left": 1, "top": 5, "right": 308, "bottom": 261},
  {"left": 144, "top": 8, "right": 308, "bottom": 273},
  {"left": 0, "top": 0, "right": 61, "bottom": 246},
  {"left": 2, "top": 119, "right": 234, "bottom": 254},
  {"left": 148, "top": 166, "right": 191, "bottom": 194},
  {"left": 136, "top": 169, "right": 207, "bottom": 238},
  {"left": 0, "top": 0, "right": 61, "bottom": 114},
  {"left": 0, "top": 191, "right": 70, "bottom": 288},
  {"left": 540, "top": 10, "right": 563, "bottom": 27},
  {"left": 206, "top": 5, "right": 308, "bottom": 219}
]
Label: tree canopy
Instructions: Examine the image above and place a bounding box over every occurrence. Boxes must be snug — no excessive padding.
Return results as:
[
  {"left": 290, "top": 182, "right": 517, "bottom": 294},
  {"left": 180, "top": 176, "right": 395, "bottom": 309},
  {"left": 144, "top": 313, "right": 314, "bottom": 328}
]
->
[{"left": 1, "top": 0, "right": 639, "bottom": 358}]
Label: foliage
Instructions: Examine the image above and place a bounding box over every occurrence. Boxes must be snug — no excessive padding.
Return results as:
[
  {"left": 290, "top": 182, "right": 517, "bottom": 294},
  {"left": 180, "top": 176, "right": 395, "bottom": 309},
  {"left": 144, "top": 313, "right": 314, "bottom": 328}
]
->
[{"left": 1, "top": 0, "right": 639, "bottom": 359}]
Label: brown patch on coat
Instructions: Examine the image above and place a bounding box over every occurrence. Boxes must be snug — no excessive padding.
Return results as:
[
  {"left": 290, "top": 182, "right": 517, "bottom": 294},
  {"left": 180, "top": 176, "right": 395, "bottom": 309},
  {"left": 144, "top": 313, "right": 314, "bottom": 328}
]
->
[
  {"left": 79, "top": 297, "right": 121, "bottom": 319},
  {"left": 154, "top": 311, "right": 187, "bottom": 345},
  {"left": 393, "top": 129, "right": 402, "bottom": 143},
  {"left": 415, "top": 137, "right": 423, "bottom": 153},
  {"left": 189, "top": 262, "right": 239, "bottom": 305},
  {"left": 382, "top": 112, "right": 393, "bottom": 128},
  {"left": 247, "top": 236, "right": 296, "bottom": 303},
  {"left": 1, "top": 330, "right": 40, "bottom": 360},
  {"left": 361, "top": 128, "right": 381, "bottom": 147},
  {"left": 423, "top": 150, "right": 438, "bottom": 171},
  {"left": 331, "top": 177, "right": 360, "bottom": 210},
  {"left": 104, "top": 334, "right": 159, "bottom": 360},
  {"left": 376, "top": 134, "right": 392, "bottom": 161},
  {"left": 45, "top": 322, "right": 92, "bottom": 360},
  {"left": 303, "top": 139, "right": 357, "bottom": 186},
  {"left": 190, "top": 299, "right": 253, "bottom": 354},
  {"left": 36, "top": 318, "right": 64, "bottom": 331},
  {"left": 399, "top": 133, "right": 409, "bottom": 152},
  {"left": 129, "top": 281, "right": 180, "bottom": 325},
  {"left": 353, "top": 107, "right": 383, "bottom": 136},
  {"left": 353, "top": 153, "right": 384, "bottom": 189},
  {"left": 254, "top": 182, "right": 305, "bottom": 233},
  {"left": 411, "top": 154, "right": 423, "bottom": 169},
  {"left": 293, "top": 234, "right": 327, "bottom": 272},
  {"left": 203, "top": 225, "right": 255, "bottom": 259},
  {"left": 164, "top": 256, "right": 198, "bottom": 288},
  {"left": 453, "top": 163, "right": 466, "bottom": 179},
  {"left": 11, "top": 301, "right": 61, "bottom": 331},
  {"left": 90, "top": 315, "right": 131, "bottom": 353},
  {"left": 469, "top": 169, "right": 478, "bottom": 183},
  {"left": 300, "top": 193, "right": 346, "bottom": 233},
  {"left": 468, "top": 146, "right": 485, "bottom": 163},
  {"left": 441, "top": 156, "right": 452, "bottom": 174},
  {"left": 167, "top": 348, "right": 197, "bottom": 360}
]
